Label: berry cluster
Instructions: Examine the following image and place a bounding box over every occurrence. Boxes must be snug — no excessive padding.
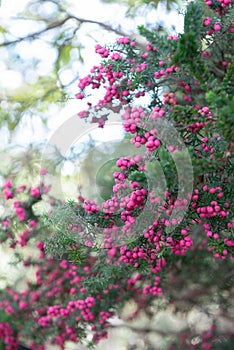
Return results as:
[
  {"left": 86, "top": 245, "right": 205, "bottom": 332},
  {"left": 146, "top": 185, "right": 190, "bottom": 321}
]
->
[{"left": 0, "top": 1, "right": 233, "bottom": 349}]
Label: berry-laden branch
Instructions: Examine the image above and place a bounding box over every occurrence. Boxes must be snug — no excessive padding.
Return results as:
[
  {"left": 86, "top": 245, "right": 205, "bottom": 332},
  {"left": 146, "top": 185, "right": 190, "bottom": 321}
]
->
[{"left": 0, "top": 1, "right": 233, "bottom": 350}]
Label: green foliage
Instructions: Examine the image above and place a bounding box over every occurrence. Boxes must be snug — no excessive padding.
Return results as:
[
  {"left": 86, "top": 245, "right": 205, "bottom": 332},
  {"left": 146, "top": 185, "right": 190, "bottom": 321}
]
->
[
  {"left": 183, "top": 1, "right": 203, "bottom": 35},
  {"left": 0, "top": 1, "right": 234, "bottom": 349},
  {"left": 96, "top": 158, "right": 120, "bottom": 200},
  {"left": 206, "top": 85, "right": 234, "bottom": 144}
]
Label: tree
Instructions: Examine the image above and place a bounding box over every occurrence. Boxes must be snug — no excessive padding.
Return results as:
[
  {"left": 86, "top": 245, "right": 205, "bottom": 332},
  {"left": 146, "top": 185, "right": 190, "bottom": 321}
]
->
[
  {"left": 0, "top": 0, "right": 233, "bottom": 349},
  {"left": 0, "top": 0, "right": 173, "bottom": 137},
  {"left": 0, "top": 0, "right": 128, "bottom": 137}
]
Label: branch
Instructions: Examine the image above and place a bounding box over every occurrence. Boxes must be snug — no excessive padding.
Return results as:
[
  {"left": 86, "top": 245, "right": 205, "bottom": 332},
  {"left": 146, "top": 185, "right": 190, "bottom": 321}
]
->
[
  {"left": 0, "top": 15, "right": 127, "bottom": 47},
  {"left": 76, "top": 16, "right": 127, "bottom": 37}
]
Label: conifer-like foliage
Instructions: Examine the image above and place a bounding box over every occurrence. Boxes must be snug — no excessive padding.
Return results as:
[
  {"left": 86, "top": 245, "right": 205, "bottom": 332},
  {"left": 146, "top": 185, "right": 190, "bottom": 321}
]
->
[{"left": 0, "top": 1, "right": 233, "bottom": 349}]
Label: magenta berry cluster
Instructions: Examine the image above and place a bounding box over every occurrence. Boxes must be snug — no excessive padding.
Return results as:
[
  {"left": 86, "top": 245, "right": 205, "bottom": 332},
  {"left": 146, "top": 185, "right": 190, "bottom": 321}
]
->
[{"left": 0, "top": 1, "right": 233, "bottom": 349}]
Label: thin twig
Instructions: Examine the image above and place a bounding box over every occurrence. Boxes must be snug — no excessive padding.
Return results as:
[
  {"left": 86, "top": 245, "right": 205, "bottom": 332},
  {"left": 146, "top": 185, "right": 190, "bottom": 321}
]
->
[{"left": 0, "top": 15, "right": 127, "bottom": 47}]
